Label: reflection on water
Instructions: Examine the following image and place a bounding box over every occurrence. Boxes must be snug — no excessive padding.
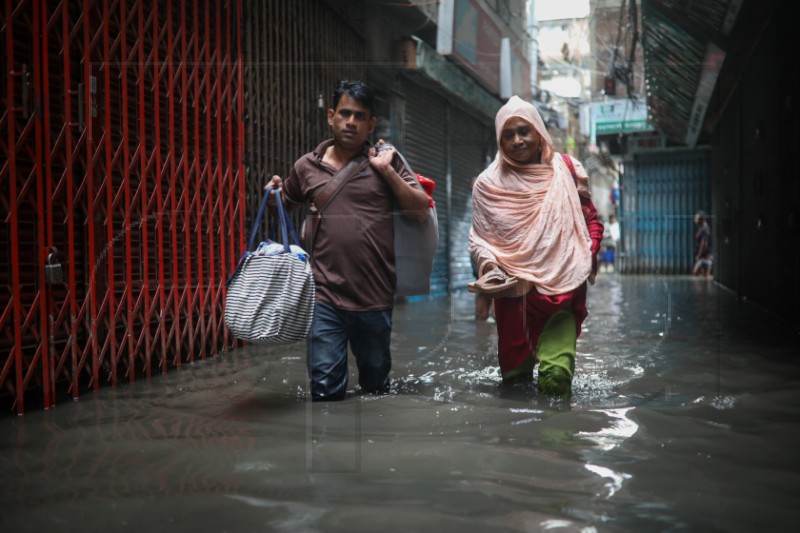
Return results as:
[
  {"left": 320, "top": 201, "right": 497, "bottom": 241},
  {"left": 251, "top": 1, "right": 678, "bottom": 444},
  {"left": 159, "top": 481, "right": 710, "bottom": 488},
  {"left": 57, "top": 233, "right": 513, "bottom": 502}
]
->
[
  {"left": 578, "top": 408, "right": 639, "bottom": 452},
  {"left": 1, "top": 276, "right": 798, "bottom": 532}
]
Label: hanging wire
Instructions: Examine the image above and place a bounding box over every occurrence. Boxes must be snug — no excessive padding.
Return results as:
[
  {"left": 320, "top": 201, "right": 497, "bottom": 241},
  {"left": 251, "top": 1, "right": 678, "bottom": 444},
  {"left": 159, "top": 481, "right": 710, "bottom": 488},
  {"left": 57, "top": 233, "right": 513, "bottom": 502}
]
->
[{"left": 609, "top": 0, "right": 641, "bottom": 100}]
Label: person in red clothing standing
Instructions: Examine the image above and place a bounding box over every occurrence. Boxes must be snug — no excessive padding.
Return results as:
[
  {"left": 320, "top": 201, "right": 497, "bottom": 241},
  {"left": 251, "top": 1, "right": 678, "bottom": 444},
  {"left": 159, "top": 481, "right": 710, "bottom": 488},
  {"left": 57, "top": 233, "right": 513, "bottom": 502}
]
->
[{"left": 469, "top": 96, "right": 604, "bottom": 396}]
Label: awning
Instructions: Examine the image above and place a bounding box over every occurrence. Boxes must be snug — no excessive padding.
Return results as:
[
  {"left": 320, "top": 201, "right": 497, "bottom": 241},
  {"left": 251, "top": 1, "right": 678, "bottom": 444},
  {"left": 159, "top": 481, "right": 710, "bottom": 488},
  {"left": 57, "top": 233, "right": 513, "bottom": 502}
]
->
[{"left": 642, "top": 0, "right": 778, "bottom": 146}]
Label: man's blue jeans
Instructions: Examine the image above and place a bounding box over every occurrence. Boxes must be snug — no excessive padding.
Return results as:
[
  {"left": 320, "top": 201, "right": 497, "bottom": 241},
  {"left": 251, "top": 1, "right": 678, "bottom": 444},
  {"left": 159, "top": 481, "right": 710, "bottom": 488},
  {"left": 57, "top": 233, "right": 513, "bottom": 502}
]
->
[{"left": 308, "top": 301, "right": 393, "bottom": 401}]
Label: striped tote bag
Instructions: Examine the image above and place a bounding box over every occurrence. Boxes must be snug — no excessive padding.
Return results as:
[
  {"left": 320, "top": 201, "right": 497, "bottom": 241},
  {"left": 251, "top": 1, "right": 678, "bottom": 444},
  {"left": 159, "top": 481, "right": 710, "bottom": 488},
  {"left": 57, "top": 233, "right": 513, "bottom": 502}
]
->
[{"left": 225, "top": 186, "right": 315, "bottom": 344}]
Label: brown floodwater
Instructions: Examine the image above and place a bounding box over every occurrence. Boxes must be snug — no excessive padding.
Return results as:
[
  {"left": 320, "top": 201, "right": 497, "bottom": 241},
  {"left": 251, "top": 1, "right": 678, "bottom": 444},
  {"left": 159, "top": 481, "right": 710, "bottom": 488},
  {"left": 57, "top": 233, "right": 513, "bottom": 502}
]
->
[{"left": 1, "top": 275, "right": 798, "bottom": 532}]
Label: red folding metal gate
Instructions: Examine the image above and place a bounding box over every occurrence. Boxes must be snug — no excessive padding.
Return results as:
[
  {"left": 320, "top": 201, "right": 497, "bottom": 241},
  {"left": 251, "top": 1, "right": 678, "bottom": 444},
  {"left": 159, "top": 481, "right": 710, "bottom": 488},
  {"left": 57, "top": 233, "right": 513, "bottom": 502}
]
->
[{"left": 1, "top": 0, "right": 245, "bottom": 414}]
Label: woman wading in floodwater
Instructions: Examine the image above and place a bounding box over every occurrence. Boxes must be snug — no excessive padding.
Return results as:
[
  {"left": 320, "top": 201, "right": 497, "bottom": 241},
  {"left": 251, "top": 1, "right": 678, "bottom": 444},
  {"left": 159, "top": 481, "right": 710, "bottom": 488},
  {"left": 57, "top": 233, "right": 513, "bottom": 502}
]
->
[{"left": 469, "top": 96, "right": 604, "bottom": 396}]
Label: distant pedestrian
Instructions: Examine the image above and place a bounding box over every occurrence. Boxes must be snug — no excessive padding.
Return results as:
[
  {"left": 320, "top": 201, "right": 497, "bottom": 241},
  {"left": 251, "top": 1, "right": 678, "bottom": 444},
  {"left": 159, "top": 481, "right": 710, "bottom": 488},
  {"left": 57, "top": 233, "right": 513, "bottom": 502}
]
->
[
  {"left": 469, "top": 96, "right": 604, "bottom": 397},
  {"left": 610, "top": 179, "right": 620, "bottom": 214},
  {"left": 600, "top": 213, "right": 620, "bottom": 272},
  {"left": 692, "top": 211, "right": 713, "bottom": 277},
  {"left": 269, "top": 80, "right": 430, "bottom": 401}
]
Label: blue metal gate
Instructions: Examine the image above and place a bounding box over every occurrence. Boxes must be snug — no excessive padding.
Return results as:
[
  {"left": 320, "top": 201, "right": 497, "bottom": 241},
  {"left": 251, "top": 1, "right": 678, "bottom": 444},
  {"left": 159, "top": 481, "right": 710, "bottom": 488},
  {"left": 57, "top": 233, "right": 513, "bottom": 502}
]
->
[{"left": 621, "top": 149, "right": 711, "bottom": 274}]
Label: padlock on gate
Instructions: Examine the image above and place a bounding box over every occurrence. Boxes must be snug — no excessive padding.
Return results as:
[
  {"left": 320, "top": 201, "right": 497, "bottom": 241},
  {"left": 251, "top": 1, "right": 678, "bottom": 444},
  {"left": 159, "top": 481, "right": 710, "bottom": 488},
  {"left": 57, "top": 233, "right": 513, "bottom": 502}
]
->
[{"left": 45, "top": 247, "right": 64, "bottom": 284}]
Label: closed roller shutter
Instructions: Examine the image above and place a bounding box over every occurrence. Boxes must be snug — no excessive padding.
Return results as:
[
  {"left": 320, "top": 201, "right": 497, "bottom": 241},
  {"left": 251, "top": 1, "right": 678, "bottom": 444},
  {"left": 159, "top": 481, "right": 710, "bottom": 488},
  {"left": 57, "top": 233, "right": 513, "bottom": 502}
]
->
[
  {"left": 449, "top": 111, "right": 493, "bottom": 290},
  {"left": 401, "top": 81, "right": 449, "bottom": 296},
  {"left": 621, "top": 149, "right": 710, "bottom": 274}
]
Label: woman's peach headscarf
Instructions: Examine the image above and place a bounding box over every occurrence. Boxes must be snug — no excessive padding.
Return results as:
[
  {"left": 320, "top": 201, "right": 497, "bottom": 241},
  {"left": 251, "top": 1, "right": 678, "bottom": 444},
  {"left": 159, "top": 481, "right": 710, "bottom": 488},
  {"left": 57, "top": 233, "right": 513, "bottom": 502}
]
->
[{"left": 469, "top": 95, "right": 592, "bottom": 296}]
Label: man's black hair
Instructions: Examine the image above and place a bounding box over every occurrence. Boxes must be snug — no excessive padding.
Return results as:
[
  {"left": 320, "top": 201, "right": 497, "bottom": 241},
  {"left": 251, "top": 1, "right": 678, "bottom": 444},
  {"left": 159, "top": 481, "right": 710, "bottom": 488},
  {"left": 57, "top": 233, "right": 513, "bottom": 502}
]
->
[{"left": 332, "top": 80, "right": 375, "bottom": 116}]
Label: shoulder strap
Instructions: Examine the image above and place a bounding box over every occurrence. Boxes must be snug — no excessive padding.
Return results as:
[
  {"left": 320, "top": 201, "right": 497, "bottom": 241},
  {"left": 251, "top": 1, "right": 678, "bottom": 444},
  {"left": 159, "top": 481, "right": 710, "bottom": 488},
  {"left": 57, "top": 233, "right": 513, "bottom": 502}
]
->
[
  {"left": 312, "top": 154, "right": 370, "bottom": 215},
  {"left": 561, "top": 153, "right": 578, "bottom": 184}
]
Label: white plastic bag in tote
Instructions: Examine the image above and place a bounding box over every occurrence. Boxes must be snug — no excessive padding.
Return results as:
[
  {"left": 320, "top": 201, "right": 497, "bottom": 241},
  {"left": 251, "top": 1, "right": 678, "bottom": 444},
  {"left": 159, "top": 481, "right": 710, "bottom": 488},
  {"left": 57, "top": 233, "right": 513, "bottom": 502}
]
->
[{"left": 225, "top": 185, "right": 315, "bottom": 344}]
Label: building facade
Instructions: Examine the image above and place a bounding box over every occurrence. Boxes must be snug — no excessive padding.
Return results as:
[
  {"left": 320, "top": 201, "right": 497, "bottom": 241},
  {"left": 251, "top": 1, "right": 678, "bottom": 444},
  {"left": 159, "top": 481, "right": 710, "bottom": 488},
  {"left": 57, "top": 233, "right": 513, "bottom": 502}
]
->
[{"left": 1, "top": 0, "right": 533, "bottom": 413}]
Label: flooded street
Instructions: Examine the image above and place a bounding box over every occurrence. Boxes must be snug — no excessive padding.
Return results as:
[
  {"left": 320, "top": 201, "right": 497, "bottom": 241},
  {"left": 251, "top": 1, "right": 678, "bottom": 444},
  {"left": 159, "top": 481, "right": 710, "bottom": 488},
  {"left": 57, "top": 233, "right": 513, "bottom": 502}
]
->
[{"left": 2, "top": 275, "right": 799, "bottom": 532}]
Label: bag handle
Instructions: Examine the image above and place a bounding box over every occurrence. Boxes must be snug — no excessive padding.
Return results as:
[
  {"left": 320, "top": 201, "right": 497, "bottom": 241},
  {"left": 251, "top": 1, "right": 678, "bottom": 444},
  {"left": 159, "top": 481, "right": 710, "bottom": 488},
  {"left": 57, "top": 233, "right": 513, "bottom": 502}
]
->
[
  {"left": 247, "top": 185, "right": 272, "bottom": 252},
  {"left": 271, "top": 186, "right": 291, "bottom": 253},
  {"left": 247, "top": 185, "right": 302, "bottom": 252},
  {"left": 228, "top": 186, "right": 280, "bottom": 287},
  {"left": 273, "top": 186, "right": 306, "bottom": 252},
  {"left": 278, "top": 196, "right": 302, "bottom": 249},
  {"left": 229, "top": 185, "right": 301, "bottom": 286}
]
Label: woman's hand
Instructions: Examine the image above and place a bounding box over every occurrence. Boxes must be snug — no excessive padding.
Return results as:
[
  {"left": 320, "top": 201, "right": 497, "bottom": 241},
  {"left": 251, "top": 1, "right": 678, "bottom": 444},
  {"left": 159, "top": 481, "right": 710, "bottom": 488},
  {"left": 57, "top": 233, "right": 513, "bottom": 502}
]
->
[
  {"left": 480, "top": 262, "right": 499, "bottom": 277},
  {"left": 588, "top": 254, "right": 598, "bottom": 285}
]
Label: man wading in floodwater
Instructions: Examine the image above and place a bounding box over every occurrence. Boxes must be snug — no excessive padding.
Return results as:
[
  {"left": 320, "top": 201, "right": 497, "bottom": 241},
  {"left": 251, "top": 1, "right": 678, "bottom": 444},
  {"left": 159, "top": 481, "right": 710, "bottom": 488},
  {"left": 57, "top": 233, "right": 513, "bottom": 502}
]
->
[{"left": 269, "top": 80, "right": 429, "bottom": 401}]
